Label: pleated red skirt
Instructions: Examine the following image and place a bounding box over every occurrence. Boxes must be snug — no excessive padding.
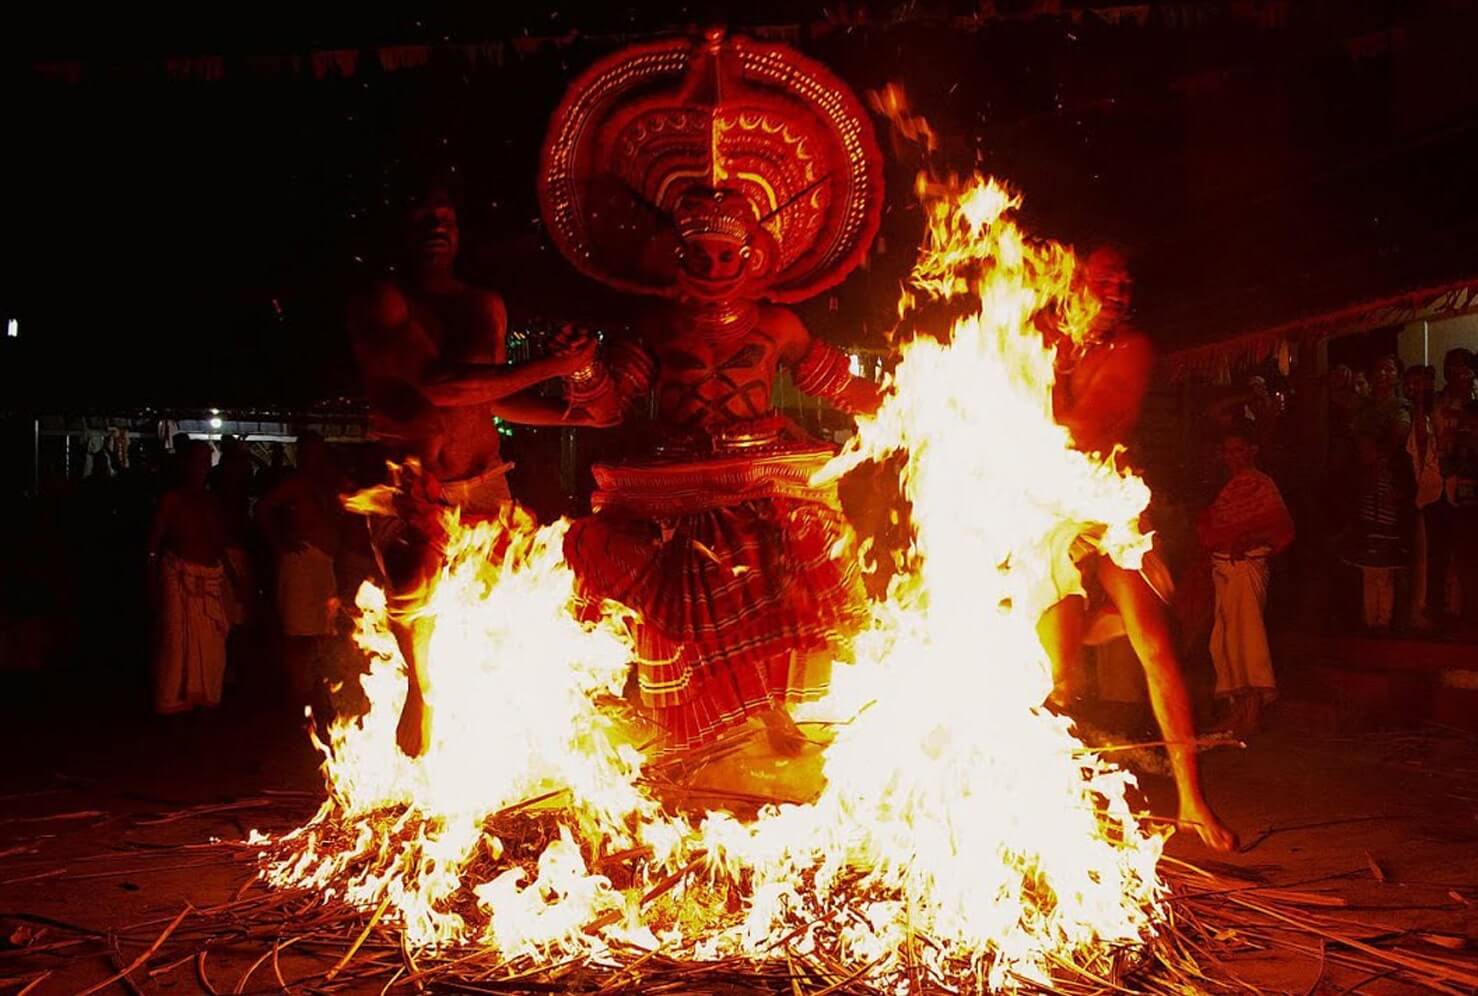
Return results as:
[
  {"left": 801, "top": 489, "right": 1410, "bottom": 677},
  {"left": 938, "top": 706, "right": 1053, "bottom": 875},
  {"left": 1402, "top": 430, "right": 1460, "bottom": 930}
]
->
[{"left": 565, "top": 498, "right": 866, "bottom": 751}]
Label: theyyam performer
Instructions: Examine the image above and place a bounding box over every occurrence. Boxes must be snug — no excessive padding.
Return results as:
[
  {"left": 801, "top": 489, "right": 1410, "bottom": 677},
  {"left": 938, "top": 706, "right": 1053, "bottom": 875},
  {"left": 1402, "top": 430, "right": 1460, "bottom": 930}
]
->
[{"left": 536, "top": 29, "right": 884, "bottom": 755}]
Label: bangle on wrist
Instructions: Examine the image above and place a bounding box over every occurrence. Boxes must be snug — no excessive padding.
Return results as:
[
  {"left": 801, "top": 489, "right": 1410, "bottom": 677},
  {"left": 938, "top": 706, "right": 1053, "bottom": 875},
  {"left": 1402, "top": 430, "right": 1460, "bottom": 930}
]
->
[
  {"left": 567, "top": 363, "right": 597, "bottom": 385},
  {"left": 566, "top": 365, "right": 611, "bottom": 402}
]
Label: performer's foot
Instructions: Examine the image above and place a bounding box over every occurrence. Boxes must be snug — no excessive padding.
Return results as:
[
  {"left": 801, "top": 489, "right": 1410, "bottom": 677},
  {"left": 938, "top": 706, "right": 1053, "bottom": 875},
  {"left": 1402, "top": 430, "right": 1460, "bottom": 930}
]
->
[
  {"left": 1178, "top": 799, "right": 1239, "bottom": 852},
  {"left": 397, "top": 695, "right": 433, "bottom": 759},
  {"left": 760, "top": 708, "right": 811, "bottom": 757},
  {"left": 1044, "top": 688, "right": 1087, "bottom": 717}
]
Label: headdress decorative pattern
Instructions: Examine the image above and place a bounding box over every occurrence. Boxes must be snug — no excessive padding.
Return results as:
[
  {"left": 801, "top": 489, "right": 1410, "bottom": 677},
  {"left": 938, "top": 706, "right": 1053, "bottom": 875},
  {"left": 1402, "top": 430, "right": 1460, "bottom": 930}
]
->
[{"left": 538, "top": 30, "right": 882, "bottom": 302}]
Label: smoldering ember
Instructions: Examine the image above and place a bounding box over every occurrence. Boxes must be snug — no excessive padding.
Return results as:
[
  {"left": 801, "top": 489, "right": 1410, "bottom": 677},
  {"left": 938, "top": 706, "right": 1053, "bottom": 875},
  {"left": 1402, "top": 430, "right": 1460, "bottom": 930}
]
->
[{"left": 2, "top": 4, "right": 1477, "bottom": 994}]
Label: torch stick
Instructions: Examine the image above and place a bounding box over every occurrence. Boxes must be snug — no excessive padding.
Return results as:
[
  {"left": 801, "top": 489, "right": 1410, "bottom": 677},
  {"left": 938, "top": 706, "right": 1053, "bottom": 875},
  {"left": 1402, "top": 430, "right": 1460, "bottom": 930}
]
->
[{"left": 1072, "top": 736, "right": 1245, "bottom": 755}]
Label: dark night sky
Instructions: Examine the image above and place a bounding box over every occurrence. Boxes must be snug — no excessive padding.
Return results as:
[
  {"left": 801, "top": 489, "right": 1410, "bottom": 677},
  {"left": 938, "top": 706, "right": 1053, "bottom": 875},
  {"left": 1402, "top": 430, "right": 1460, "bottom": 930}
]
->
[{"left": 4, "top": 1, "right": 1478, "bottom": 410}]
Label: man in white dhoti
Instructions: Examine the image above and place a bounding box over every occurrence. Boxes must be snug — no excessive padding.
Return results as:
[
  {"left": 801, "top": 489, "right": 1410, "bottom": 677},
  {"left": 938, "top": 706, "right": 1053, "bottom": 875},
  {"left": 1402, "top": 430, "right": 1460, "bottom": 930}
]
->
[
  {"left": 147, "top": 441, "right": 231, "bottom": 714},
  {"left": 1197, "top": 427, "right": 1295, "bottom": 735}
]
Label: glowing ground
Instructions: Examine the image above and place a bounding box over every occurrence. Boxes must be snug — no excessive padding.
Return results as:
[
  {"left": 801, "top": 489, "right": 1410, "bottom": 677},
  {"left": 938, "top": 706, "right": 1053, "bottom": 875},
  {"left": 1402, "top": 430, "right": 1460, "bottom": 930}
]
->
[{"left": 1, "top": 672, "right": 1474, "bottom": 993}]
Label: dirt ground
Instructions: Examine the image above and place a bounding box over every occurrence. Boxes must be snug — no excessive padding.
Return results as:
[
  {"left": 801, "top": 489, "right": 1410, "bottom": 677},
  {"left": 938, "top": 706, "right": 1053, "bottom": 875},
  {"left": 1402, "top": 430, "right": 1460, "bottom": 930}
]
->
[{"left": 1, "top": 670, "right": 1475, "bottom": 995}]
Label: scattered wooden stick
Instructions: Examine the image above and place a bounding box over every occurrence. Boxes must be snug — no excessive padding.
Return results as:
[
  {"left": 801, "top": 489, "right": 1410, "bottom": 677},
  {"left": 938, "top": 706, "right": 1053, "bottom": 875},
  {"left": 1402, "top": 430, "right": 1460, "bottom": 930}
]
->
[
  {"left": 232, "top": 934, "right": 301, "bottom": 994},
  {"left": 135, "top": 798, "right": 276, "bottom": 826},
  {"left": 0, "top": 809, "right": 107, "bottom": 825},
  {"left": 195, "top": 948, "right": 220, "bottom": 995},
  {"left": 75, "top": 903, "right": 191, "bottom": 996},
  {"left": 11, "top": 770, "right": 1478, "bottom": 996},
  {"left": 14, "top": 971, "right": 52, "bottom": 996},
  {"left": 325, "top": 893, "right": 394, "bottom": 982}
]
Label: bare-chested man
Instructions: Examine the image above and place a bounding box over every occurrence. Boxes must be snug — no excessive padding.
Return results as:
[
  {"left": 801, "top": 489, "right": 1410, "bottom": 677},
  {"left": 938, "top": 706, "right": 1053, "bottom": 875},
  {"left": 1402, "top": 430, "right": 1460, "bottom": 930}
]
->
[
  {"left": 1039, "top": 246, "right": 1239, "bottom": 852},
  {"left": 256, "top": 431, "right": 347, "bottom": 719},
  {"left": 349, "top": 180, "right": 592, "bottom": 756},
  {"left": 147, "top": 440, "right": 232, "bottom": 714}
]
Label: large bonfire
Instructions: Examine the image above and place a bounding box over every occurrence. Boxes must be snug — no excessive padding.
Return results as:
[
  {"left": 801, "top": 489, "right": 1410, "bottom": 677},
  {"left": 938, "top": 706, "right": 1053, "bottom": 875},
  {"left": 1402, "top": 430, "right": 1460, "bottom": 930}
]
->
[{"left": 258, "top": 127, "right": 1171, "bottom": 992}]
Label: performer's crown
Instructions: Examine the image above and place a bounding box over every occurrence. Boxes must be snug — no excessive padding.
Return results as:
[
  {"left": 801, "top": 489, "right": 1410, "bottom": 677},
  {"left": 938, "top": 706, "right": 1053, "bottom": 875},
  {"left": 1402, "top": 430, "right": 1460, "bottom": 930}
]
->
[{"left": 675, "top": 192, "right": 752, "bottom": 244}]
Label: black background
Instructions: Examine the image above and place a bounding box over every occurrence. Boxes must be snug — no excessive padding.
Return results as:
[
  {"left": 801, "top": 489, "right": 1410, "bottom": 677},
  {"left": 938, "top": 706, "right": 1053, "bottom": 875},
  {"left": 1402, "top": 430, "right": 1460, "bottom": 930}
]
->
[{"left": 4, "top": 1, "right": 1477, "bottom": 409}]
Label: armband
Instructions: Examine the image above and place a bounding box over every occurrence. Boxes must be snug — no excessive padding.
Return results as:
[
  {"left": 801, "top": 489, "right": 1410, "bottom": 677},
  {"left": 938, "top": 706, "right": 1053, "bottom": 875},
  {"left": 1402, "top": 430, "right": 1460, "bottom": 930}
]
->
[
  {"left": 607, "top": 340, "right": 656, "bottom": 403},
  {"left": 793, "top": 338, "right": 862, "bottom": 412}
]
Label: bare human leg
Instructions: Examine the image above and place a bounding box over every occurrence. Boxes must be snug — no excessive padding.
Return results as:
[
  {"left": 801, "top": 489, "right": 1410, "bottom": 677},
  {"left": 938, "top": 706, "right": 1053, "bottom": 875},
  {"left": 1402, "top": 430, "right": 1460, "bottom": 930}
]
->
[
  {"left": 1097, "top": 559, "right": 1238, "bottom": 852},
  {"left": 759, "top": 706, "right": 810, "bottom": 756},
  {"left": 379, "top": 523, "right": 441, "bottom": 760},
  {"left": 1037, "top": 594, "right": 1087, "bottom": 711},
  {"left": 392, "top": 614, "right": 434, "bottom": 758}
]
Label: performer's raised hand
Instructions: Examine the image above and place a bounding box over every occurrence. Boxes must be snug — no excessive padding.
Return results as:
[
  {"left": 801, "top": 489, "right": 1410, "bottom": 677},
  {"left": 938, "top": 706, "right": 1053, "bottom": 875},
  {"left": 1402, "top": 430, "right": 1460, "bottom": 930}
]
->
[{"left": 550, "top": 324, "right": 598, "bottom": 375}]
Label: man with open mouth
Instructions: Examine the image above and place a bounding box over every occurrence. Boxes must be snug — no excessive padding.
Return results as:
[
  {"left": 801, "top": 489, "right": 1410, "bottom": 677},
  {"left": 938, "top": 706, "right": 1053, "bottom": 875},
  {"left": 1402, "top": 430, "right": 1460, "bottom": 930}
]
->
[{"left": 350, "top": 171, "right": 594, "bottom": 757}]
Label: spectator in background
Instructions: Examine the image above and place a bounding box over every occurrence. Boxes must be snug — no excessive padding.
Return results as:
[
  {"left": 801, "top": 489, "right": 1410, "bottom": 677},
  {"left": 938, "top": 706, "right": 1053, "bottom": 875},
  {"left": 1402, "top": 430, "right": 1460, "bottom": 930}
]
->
[
  {"left": 1196, "top": 426, "right": 1295, "bottom": 735},
  {"left": 1340, "top": 431, "right": 1415, "bottom": 633},
  {"left": 1441, "top": 401, "right": 1478, "bottom": 626},
  {"left": 166, "top": 432, "right": 194, "bottom": 488},
  {"left": 1328, "top": 362, "right": 1361, "bottom": 418},
  {"left": 1209, "top": 374, "right": 1275, "bottom": 428},
  {"left": 1434, "top": 349, "right": 1477, "bottom": 455},
  {"left": 1326, "top": 363, "right": 1363, "bottom": 505},
  {"left": 1207, "top": 374, "right": 1286, "bottom": 482},
  {"left": 213, "top": 438, "right": 257, "bottom": 630},
  {"left": 1402, "top": 365, "right": 1443, "bottom": 629},
  {"left": 146, "top": 441, "right": 231, "bottom": 714},
  {"left": 1354, "top": 355, "right": 1412, "bottom": 457},
  {"left": 1431, "top": 349, "right": 1476, "bottom": 622},
  {"left": 255, "top": 432, "right": 347, "bottom": 724},
  {"left": 1336, "top": 354, "right": 1414, "bottom": 632},
  {"left": 256, "top": 442, "right": 291, "bottom": 498}
]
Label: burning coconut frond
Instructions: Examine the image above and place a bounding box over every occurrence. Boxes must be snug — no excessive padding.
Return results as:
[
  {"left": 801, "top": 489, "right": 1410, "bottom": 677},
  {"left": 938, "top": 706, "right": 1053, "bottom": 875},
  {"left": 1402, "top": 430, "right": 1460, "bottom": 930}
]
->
[
  {"left": 260, "top": 504, "right": 685, "bottom": 957},
  {"left": 682, "top": 172, "right": 1168, "bottom": 989}
]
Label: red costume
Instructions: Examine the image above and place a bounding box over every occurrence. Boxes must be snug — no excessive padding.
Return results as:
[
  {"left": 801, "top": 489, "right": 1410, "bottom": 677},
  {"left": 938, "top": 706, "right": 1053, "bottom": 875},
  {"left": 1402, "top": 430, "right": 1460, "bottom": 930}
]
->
[{"left": 538, "top": 30, "right": 883, "bottom": 751}]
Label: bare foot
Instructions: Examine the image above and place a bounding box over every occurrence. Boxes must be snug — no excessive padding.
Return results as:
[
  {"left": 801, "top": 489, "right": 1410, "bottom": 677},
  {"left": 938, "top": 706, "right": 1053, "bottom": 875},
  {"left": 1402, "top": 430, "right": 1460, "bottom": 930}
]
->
[
  {"left": 397, "top": 694, "right": 432, "bottom": 759},
  {"left": 1044, "top": 689, "right": 1077, "bottom": 716},
  {"left": 1179, "top": 800, "right": 1239, "bottom": 852},
  {"left": 759, "top": 708, "right": 810, "bottom": 757}
]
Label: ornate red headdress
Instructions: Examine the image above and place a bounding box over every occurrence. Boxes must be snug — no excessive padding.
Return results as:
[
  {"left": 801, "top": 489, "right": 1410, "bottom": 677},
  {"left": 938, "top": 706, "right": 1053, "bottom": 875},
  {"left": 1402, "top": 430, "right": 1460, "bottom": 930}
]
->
[{"left": 538, "top": 29, "right": 883, "bottom": 303}]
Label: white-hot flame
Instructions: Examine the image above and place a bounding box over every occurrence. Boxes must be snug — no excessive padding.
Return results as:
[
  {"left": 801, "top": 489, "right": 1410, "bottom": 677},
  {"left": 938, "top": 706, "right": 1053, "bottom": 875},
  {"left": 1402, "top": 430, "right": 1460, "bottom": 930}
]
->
[{"left": 262, "top": 506, "right": 683, "bottom": 954}]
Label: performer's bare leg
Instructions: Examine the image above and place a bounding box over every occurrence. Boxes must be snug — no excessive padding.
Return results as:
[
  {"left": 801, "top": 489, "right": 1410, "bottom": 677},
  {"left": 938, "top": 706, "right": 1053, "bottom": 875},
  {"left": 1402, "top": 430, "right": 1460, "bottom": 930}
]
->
[
  {"left": 1038, "top": 595, "right": 1087, "bottom": 710},
  {"left": 382, "top": 536, "right": 439, "bottom": 759},
  {"left": 392, "top": 615, "right": 434, "bottom": 758},
  {"left": 759, "top": 706, "right": 810, "bottom": 756},
  {"left": 1096, "top": 560, "right": 1238, "bottom": 852}
]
